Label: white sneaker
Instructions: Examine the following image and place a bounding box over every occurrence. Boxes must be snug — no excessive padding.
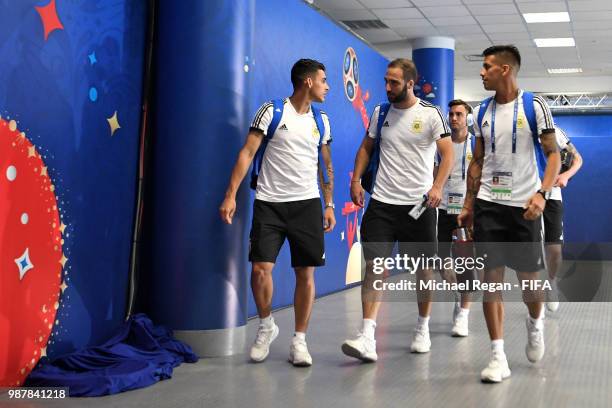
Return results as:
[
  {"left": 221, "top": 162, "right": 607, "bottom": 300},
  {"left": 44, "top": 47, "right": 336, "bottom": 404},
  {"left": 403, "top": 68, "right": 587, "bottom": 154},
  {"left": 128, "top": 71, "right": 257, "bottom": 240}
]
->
[
  {"left": 289, "top": 339, "right": 312, "bottom": 367},
  {"left": 341, "top": 332, "right": 377, "bottom": 362},
  {"left": 546, "top": 280, "right": 560, "bottom": 312},
  {"left": 250, "top": 323, "right": 279, "bottom": 362},
  {"left": 410, "top": 326, "right": 431, "bottom": 353},
  {"left": 452, "top": 311, "right": 469, "bottom": 337},
  {"left": 546, "top": 301, "right": 560, "bottom": 312},
  {"left": 525, "top": 316, "right": 545, "bottom": 363},
  {"left": 481, "top": 355, "right": 511, "bottom": 383}
]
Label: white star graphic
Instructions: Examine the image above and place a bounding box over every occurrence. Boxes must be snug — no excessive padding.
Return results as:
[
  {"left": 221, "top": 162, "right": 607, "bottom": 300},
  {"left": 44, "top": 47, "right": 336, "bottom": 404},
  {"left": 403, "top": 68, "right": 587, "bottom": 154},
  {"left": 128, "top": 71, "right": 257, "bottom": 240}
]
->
[{"left": 15, "top": 248, "right": 34, "bottom": 280}]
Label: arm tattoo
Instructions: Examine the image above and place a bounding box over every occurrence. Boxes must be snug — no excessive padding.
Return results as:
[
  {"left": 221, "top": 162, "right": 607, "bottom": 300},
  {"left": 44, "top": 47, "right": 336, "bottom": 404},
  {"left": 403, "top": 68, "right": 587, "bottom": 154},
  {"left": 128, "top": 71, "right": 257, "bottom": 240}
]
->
[
  {"left": 319, "top": 145, "right": 335, "bottom": 204},
  {"left": 540, "top": 133, "right": 559, "bottom": 157}
]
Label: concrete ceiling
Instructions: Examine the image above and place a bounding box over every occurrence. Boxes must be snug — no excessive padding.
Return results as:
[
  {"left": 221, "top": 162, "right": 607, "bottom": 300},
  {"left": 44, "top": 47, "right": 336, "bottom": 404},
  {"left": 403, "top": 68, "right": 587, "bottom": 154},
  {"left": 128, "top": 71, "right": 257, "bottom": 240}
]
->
[{"left": 311, "top": 0, "right": 612, "bottom": 100}]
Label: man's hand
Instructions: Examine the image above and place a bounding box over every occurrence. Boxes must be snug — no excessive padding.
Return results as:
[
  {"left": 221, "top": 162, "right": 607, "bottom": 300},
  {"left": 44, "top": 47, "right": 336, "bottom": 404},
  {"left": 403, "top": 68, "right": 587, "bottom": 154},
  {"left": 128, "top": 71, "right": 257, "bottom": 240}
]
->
[
  {"left": 350, "top": 180, "right": 365, "bottom": 208},
  {"left": 554, "top": 173, "right": 569, "bottom": 188},
  {"left": 523, "top": 192, "right": 546, "bottom": 220},
  {"left": 457, "top": 206, "right": 474, "bottom": 229},
  {"left": 323, "top": 207, "right": 336, "bottom": 233},
  {"left": 426, "top": 185, "right": 442, "bottom": 208},
  {"left": 219, "top": 197, "right": 236, "bottom": 224}
]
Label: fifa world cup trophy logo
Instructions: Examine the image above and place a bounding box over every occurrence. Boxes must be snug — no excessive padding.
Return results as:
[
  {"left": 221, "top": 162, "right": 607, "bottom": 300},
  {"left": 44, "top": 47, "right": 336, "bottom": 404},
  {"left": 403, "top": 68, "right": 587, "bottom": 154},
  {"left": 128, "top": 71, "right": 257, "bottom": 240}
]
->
[{"left": 343, "top": 47, "right": 370, "bottom": 129}]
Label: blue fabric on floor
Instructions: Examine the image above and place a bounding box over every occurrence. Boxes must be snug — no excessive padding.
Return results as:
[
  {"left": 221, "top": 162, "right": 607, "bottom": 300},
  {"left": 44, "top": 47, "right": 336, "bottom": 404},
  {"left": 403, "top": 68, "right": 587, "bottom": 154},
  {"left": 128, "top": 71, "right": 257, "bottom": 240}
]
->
[{"left": 25, "top": 314, "right": 198, "bottom": 397}]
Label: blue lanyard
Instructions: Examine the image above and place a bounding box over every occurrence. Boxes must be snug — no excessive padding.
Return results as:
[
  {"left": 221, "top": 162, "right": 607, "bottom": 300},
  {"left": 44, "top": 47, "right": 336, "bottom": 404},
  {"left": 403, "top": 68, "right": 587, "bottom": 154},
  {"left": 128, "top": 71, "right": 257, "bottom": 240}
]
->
[
  {"left": 447, "top": 135, "right": 469, "bottom": 181},
  {"left": 490, "top": 98, "right": 519, "bottom": 154},
  {"left": 461, "top": 137, "right": 468, "bottom": 180}
]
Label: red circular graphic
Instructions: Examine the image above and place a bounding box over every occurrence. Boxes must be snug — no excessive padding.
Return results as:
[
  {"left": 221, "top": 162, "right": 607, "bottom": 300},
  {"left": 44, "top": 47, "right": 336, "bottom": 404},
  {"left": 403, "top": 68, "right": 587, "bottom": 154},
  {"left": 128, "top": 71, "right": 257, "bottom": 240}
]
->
[
  {"left": 422, "top": 83, "right": 433, "bottom": 95},
  {"left": 0, "top": 118, "right": 63, "bottom": 386}
]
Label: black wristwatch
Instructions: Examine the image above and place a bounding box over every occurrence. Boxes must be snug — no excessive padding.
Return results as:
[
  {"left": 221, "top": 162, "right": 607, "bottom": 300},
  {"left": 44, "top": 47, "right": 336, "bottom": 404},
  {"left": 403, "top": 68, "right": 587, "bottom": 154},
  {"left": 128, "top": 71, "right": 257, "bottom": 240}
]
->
[{"left": 537, "top": 189, "right": 551, "bottom": 201}]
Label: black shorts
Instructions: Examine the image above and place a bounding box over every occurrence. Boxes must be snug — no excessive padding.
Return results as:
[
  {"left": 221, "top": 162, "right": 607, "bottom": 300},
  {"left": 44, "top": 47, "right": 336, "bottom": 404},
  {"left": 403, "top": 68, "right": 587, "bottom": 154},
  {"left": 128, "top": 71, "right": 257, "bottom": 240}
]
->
[
  {"left": 543, "top": 199, "right": 564, "bottom": 244},
  {"left": 474, "top": 198, "right": 544, "bottom": 272},
  {"left": 361, "top": 198, "right": 436, "bottom": 261},
  {"left": 249, "top": 198, "right": 324, "bottom": 267},
  {"left": 437, "top": 209, "right": 459, "bottom": 258}
]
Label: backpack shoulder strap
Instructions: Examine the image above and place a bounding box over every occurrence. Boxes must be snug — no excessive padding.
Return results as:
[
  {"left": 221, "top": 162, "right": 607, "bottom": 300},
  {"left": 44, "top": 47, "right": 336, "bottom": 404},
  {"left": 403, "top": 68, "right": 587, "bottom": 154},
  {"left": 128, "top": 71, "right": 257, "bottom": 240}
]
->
[
  {"left": 266, "top": 99, "right": 284, "bottom": 140},
  {"left": 250, "top": 99, "right": 284, "bottom": 190},
  {"left": 376, "top": 102, "right": 391, "bottom": 139},
  {"left": 311, "top": 105, "right": 326, "bottom": 148},
  {"left": 311, "top": 105, "right": 330, "bottom": 184},
  {"left": 521, "top": 91, "right": 546, "bottom": 177},
  {"left": 476, "top": 96, "right": 493, "bottom": 130},
  {"left": 521, "top": 91, "right": 538, "bottom": 137}
]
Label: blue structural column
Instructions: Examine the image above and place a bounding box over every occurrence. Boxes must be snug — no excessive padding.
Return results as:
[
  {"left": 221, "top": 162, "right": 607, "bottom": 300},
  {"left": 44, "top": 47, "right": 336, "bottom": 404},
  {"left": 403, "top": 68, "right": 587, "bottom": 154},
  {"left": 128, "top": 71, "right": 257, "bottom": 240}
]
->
[
  {"left": 412, "top": 37, "right": 455, "bottom": 113},
  {"left": 147, "top": 0, "right": 254, "bottom": 356}
]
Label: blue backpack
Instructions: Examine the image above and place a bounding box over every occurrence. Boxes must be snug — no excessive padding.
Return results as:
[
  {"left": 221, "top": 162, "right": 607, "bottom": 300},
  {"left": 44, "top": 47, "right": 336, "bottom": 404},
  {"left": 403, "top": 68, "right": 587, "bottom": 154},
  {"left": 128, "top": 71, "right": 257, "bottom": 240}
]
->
[
  {"left": 476, "top": 91, "right": 547, "bottom": 177},
  {"left": 361, "top": 102, "right": 391, "bottom": 194},
  {"left": 250, "top": 99, "right": 329, "bottom": 190}
]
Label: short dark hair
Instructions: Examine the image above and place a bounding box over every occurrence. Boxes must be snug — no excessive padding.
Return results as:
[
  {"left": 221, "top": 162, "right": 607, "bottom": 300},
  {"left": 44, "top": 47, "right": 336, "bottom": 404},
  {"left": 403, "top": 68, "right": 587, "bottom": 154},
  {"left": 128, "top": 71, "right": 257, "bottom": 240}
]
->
[
  {"left": 482, "top": 45, "right": 521, "bottom": 71},
  {"left": 291, "top": 59, "right": 325, "bottom": 89},
  {"left": 387, "top": 58, "right": 418, "bottom": 83},
  {"left": 448, "top": 99, "right": 473, "bottom": 114}
]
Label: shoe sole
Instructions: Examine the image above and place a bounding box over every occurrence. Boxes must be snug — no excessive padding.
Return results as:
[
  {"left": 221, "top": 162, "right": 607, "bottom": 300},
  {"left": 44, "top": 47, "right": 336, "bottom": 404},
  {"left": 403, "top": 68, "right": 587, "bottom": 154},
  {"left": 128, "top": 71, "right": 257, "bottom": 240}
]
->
[
  {"left": 289, "top": 358, "right": 312, "bottom": 367},
  {"left": 525, "top": 347, "right": 545, "bottom": 363},
  {"left": 250, "top": 326, "right": 279, "bottom": 363},
  {"left": 341, "top": 343, "right": 377, "bottom": 362},
  {"left": 451, "top": 331, "right": 468, "bottom": 337},
  {"left": 481, "top": 369, "right": 511, "bottom": 383},
  {"left": 410, "top": 346, "right": 431, "bottom": 353}
]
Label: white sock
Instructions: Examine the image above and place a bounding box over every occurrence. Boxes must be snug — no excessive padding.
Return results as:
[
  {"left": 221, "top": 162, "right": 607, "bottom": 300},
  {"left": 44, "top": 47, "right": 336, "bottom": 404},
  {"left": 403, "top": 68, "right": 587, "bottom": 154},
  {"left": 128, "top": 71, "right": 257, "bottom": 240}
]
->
[
  {"left": 529, "top": 314, "right": 544, "bottom": 326},
  {"left": 417, "top": 315, "right": 430, "bottom": 330},
  {"left": 491, "top": 339, "right": 506, "bottom": 359},
  {"left": 362, "top": 319, "right": 377, "bottom": 339},
  {"left": 260, "top": 315, "right": 274, "bottom": 328},
  {"left": 459, "top": 308, "right": 470, "bottom": 317},
  {"left": 293, "top": 332, "right": 306, "bottom": 343}
]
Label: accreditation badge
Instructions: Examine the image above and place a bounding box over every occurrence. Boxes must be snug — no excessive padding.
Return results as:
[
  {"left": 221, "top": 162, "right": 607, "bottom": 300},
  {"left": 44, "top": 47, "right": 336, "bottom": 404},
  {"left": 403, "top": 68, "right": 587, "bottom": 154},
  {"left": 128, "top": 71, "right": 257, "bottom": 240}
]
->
[{"left": 491, "top": 171, "right": 513, "bottom": 201}]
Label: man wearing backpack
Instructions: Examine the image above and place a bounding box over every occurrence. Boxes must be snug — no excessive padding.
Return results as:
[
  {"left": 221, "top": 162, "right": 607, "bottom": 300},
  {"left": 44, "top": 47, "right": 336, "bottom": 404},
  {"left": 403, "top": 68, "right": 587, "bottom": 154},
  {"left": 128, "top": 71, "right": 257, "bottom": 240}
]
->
[
  {"left": 458, "top": 45, "right": 561, "bottom": 383},
  {"left": 341, "top": 58, "right": 454, "bottom": 362},
  {"left": 434, "top": 99, "right": 476, "bottom": 338},
  {"left": 544, "top": 126, "right": 583, "bottom": 312},
  {"left": 219, "top": 59, "right": 335, "bottom": 367}
]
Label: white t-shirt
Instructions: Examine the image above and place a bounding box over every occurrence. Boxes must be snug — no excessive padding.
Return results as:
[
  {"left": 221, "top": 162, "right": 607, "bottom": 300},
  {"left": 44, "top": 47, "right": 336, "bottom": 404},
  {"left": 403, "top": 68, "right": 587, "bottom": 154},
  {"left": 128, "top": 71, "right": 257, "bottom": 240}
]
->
[
  {"left": 367, "top": 99, "right": 451, "bottom": 205},
  {"left": 473, "top": 90, "right": 555, "bottom": 208},
  {"left": 436, "top": 133, "right": 474, "bottom": 211},
  {"left": 250, "top": 98, "right": 331, "bottom": 202},
  {"left": 550, "top": 126, "right": 571, "bottom": 201}
]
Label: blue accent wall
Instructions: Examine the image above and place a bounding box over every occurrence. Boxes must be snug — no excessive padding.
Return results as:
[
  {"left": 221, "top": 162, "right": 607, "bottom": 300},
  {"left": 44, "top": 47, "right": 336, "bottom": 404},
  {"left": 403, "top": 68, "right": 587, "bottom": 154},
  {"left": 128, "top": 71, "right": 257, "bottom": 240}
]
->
[
  {"left": 554, "top": 114, "right": 612, "bottom": 243},
  {"left": 0, "top": 0, "right": 148, "bottom": 359}
]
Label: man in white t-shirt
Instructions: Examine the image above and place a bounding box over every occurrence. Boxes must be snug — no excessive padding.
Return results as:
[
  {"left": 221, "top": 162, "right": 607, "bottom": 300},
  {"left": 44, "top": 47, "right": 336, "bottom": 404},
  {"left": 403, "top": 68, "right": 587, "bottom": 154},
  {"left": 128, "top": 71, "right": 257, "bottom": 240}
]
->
[
  {"left": 434, "top": 99, "right": 475, "bottom": 337},
  {"left": 544, "top": 126, "right": 583, "bottom": 312},
  {"left": 219, "top": 59, "right": 336, "bottom": 367},
  {"left": 458, "top": 45, "right": 561, "bottom": 383},
  {"left": 341, "top": 58, "right": 454, "bottom": 362}
]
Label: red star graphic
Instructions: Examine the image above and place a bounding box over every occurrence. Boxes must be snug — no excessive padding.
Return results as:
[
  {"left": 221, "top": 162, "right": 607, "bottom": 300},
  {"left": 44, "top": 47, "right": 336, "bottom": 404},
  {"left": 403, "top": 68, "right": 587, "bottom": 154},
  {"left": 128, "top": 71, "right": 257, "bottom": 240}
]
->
[{"left": 35, "top": 0, "right": 64, "bottom": 41}]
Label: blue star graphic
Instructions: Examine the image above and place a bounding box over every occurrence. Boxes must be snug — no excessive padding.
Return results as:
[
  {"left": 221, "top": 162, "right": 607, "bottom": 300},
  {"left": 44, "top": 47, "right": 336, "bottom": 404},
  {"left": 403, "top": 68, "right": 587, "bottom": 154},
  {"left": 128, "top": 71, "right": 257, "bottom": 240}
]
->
[{"left": 15, "top": 248, "right": 34, "bottom": 280}]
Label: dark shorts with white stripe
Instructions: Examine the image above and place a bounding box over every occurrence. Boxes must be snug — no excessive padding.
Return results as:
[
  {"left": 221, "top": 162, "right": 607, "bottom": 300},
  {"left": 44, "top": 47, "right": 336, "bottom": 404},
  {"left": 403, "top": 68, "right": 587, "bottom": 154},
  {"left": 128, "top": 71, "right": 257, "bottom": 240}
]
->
[
  {"left": 474, "top": 198, "right": 544, "bottom": 273},
  {"left": 543, "top": 199, "right": 564, "bottom": 244},
  {"left": 360, "top": 198, "right": 436, "bottom": 261},
  {"left": 249, "top": 198, "right": 325, "bottom": 267}
]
